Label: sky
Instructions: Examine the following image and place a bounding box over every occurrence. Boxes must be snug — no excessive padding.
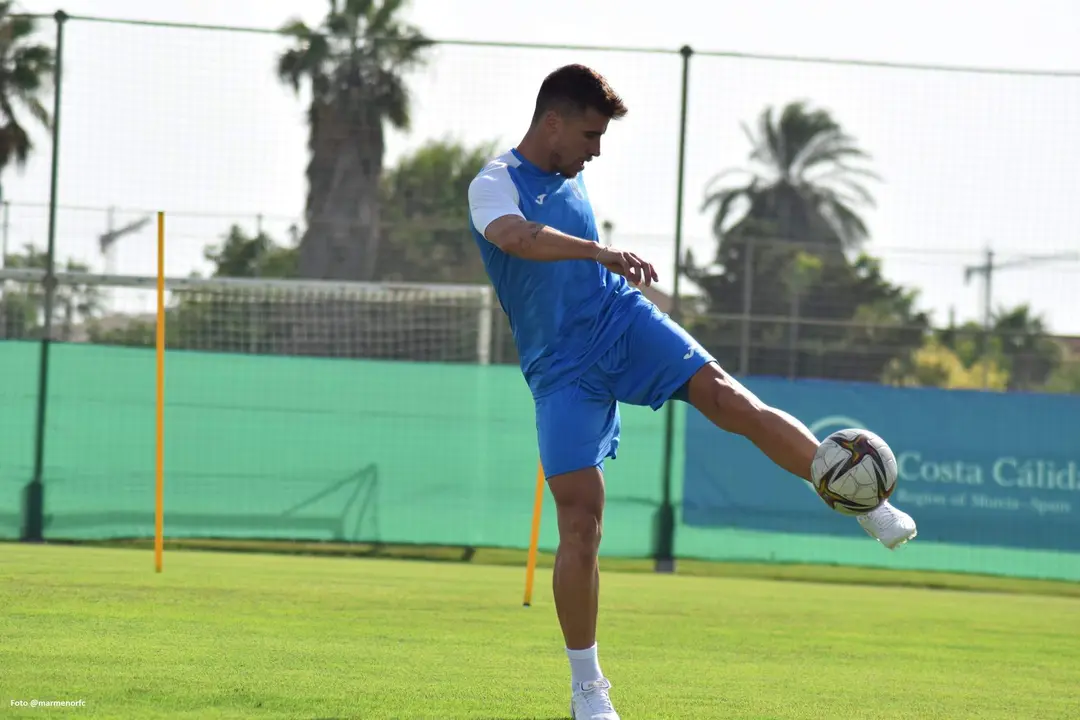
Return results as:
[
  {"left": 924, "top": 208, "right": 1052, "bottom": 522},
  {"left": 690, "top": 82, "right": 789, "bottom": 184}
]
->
[{"left": 5, "top": 0, "right": 1080, "bottom": 332}]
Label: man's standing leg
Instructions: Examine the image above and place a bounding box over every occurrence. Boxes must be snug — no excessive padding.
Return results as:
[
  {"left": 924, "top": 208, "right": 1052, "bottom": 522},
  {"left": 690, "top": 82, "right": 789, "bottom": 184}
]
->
[
  {"left": 536, "top": 381, "right": 622, "bottom": 720},
  {"left": 548, "top": 466, "right": 605, "bottom": 677}
]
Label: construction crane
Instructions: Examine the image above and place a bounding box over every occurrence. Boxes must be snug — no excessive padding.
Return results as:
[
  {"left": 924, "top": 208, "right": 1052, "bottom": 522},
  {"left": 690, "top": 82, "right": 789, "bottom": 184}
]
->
[{"left": 98, "top": 207, "right": 152, "bottom": 310}]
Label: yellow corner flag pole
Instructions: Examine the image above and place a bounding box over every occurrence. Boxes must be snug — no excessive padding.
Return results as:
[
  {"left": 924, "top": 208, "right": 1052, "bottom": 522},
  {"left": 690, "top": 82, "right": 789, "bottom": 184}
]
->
[
  {"left": 155, "top": 211, "right": 165, "bottom": 573},
  {"left": 523, "top": 461, "right": 545, "bottom": 607}
]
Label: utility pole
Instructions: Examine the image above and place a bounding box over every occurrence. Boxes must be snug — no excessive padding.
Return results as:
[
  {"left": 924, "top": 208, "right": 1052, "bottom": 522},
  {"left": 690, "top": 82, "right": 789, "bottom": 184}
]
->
[
  {"left": 1, "top": 199, "right": 8, "bottom": 268},
  {"left": 964, "top": 248, "right": 994, "bottom": 331},
  {"left": 963, "top": 246, "right": 1079, "bottom": 386},
  {"left": 964, "top": 247, "right": 1080, "bottom": 330},
  {"left": 601, "top": 220, "right": 613, "bottom": 247}
]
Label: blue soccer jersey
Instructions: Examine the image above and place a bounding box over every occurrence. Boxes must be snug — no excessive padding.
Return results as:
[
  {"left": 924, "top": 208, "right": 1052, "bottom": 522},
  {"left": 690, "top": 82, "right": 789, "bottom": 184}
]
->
[
  {"left": 469, "top": 148, "right": 716, "bottom": 478},
  {"left": 467, "top": 148, "right": 652, "bottom": 398}
]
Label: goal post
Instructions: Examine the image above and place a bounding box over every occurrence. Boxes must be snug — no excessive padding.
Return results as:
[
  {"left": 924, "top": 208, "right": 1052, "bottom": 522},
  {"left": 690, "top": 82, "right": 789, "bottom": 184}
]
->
[
  {"left": 0, "top": 267, "right": 515, "bottom": 567},
  {"left": 0, "top": 268, "right": 497, "bottom": 365}
]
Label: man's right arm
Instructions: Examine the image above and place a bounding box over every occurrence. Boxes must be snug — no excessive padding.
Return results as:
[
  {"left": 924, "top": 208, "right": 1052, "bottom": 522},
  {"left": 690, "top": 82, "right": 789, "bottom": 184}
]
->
[
  {"left": 468, "top": 169, "right": 599, "bottom": 262},
  {"left": 468, "top": 166, "right": 657, "bottom": 285},
  {"left": 484, "top": 216, "right": 601, "bottom": 262}
]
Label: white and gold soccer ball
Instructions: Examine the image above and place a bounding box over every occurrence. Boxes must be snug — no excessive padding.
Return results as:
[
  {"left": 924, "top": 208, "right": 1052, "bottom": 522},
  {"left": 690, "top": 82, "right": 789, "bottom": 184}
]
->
[{"left": 810, "top": 429, "right": 898, "bottom": 515}]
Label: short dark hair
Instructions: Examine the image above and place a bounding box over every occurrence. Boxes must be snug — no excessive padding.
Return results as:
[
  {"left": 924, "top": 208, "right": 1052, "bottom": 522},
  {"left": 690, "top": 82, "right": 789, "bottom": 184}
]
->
[{"left": 531, "top": 64, "right": 628, "bottom": 125}]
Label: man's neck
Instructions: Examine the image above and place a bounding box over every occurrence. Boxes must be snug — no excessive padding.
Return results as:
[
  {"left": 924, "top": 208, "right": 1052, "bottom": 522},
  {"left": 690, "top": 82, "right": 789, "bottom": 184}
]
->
[{"left": 515, "top": 132, "right": 555, "bottom": 173}]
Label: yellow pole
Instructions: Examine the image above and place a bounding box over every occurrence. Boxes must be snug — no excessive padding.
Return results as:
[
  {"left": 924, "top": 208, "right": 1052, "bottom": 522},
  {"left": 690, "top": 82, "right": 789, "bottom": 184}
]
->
[
  {"left": 155, "top": 211, "right": 165, "bottom": 573},
  {"left": 523, "top": 461, "right": 545, "bottom": 606}
]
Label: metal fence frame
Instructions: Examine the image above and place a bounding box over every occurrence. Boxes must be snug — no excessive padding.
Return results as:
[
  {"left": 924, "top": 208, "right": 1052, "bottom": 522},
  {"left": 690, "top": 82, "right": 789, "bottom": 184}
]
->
[{"left": 9, "top": 10, "right": 1080, "bottom": 568}]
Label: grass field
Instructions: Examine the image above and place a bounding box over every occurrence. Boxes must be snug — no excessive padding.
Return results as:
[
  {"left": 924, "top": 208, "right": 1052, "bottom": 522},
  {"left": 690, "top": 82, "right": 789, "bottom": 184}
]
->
[{"left": 2, "top": 543, "right": 1079, "bottom": 719}]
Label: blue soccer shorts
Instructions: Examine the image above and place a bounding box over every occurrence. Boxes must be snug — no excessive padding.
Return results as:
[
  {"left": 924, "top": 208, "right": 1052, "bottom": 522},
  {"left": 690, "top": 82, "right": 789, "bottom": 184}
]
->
[{"left": 534, "top": 303, "right": 715, "bottom": 479}]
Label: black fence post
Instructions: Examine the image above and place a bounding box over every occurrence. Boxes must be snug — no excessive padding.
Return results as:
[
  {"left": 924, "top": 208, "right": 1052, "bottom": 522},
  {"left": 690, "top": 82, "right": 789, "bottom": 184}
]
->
[
  {"left": 23, "top": 9, "right": 67, "bottom": 543},
  {"left": 655, "top": 44, "right": 693, "bottom": 574}
]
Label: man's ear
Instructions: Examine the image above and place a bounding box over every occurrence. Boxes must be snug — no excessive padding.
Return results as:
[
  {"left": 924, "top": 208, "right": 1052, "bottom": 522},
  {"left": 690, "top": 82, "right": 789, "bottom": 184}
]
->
[{"left": 541, "top": 109, "right": 562, "bottom": 136}]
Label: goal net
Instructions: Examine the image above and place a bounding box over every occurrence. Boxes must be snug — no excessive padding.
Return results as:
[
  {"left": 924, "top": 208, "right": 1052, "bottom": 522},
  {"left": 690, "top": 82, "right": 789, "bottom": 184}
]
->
[{"left": 0, "top": 268, "right": 497, "bottom": 365}]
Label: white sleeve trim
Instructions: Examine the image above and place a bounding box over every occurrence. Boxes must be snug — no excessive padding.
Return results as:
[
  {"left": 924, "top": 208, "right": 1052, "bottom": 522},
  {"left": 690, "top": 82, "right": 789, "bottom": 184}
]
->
[{"left": 468, "top": 163, "right": 524, "bottom": 238}]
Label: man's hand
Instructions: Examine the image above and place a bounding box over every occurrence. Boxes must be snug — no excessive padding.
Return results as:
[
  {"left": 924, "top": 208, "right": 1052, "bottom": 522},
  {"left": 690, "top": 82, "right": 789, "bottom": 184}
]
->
[{"left": 596, "top": 247, "right": 659, "bottom": 287}]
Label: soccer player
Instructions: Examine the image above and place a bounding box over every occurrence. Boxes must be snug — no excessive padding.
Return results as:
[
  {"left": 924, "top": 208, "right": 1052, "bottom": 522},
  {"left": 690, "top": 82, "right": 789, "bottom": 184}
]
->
[{"left": 466, "top": 64, "right": 917, "bottom": 720}]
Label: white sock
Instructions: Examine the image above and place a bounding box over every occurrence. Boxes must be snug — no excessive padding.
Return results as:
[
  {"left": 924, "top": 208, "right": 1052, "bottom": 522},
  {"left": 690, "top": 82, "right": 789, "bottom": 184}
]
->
[{"left": 567, "top": 643, "right": 603, "bottom": 688}]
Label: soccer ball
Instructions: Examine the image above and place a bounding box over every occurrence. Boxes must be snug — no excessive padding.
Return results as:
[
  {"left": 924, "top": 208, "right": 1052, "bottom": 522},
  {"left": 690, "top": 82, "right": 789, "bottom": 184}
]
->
[{"left": 810, "top": 429, "right": 897, "bottom": 515}]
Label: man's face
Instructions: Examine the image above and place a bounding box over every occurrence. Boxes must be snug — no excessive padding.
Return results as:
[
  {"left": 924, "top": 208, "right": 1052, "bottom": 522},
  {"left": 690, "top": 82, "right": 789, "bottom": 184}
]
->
[{"left": 546, "top": 106, "right": 609, "bottom": 177}]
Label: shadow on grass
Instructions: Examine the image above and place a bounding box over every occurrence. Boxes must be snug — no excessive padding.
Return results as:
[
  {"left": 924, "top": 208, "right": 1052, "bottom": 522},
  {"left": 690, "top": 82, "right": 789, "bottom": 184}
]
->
[{"left": 9, "top": 536, "right": 1080, "bottom": 600}]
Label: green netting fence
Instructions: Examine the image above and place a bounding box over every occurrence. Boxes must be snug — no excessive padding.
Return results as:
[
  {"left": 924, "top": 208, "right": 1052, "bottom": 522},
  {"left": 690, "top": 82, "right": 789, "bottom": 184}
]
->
[{"left": 2, "top": 341, "right": 1076, "bottom": 582}]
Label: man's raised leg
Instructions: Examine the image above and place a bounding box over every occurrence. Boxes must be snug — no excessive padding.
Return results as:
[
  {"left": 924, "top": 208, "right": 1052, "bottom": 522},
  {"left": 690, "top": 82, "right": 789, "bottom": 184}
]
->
[
  {"left": 685, "top": 363, "right": 818, "bottom": 481},
  {"left": 683, "top": 362, "right": 917, "bottom": 549},
  {"left": 547, "top": 465, "right": 619, "bottom": 720}
]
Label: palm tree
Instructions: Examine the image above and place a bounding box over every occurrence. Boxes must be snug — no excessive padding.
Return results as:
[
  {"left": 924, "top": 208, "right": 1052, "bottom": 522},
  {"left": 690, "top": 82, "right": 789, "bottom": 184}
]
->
[
  {"left": 0, "top": 5, "right": 54, "bottom": 339},
  {"left": 688, "top": 101, "right": 881, "bottom": 322},
  {"left": 0, "top": 3, "right": 55, "bottom": 211},
  {"left": 683, "top": 101, "right": 924, "bottom": 382},
  {"left": 701, "top": 100, "right": 878, "bottom": 255},
  {"left": 277, "top": 0, "right": 431, "bottom": 281}
]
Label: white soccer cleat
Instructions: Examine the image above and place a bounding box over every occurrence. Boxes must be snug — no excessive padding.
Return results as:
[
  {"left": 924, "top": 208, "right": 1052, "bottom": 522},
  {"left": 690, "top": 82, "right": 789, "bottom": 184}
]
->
[
  {"left": 857, "top": 500, "right": 917, "bottom": 550},
  {"left": 571, "top": 678, "right": 620, "bottom": 720}
]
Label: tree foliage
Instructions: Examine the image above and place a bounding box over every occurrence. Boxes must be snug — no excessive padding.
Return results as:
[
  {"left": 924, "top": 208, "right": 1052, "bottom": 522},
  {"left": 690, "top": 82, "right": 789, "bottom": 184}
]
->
[
  {"left": 686, "top": 100, "right": 929, "bottom": 381},
  {"left": 277, "top": 0, "right": 432, "bottom": 281},
  {"left": 203, "top": 225, "right": 299, "bottom": 279},
  {"left": 0, "top": 3, "right": 54, "bottom": 181},
  {"left": 375, "top": 136, "right": 497, "bottom": 283},
  {"left": 0, "top": 245, "right": 99, "bottom": 340},
  {"left": 701, "top": 100, "right": 878, "bottom": 253},
  {"left": 1043, "top": 358, "right": 1080, "bottom": 394},
  {"left": 198, "top": 138, "right": 498, "bottom": 285},
  {"left": 883, "top": 336, "right": 1010, "bottom": 391},
  {"left": 891, "top": 304, "right": 1065, "bottom": 392}
]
